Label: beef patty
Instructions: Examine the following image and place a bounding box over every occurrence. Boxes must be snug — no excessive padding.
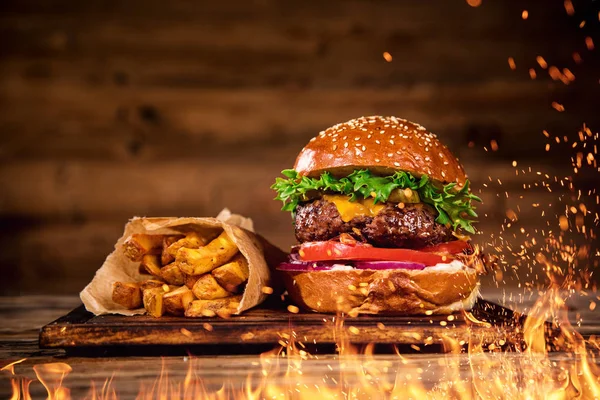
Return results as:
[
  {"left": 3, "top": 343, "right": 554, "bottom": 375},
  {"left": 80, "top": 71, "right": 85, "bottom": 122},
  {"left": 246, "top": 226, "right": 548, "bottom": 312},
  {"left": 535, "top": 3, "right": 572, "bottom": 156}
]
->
[{"left": 294, "top": 199, "right": 453, "bottom": 249}]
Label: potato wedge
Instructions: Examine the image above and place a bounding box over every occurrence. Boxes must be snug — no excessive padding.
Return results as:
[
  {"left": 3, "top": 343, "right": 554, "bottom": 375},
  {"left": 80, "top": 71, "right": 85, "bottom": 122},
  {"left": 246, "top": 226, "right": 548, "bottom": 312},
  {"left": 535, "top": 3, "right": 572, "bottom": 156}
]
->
[
  {"left": 161, "top": 235, "right": 184, "bottom": 266},
  {"left": 163, "top": 286, "right": 195, "bottom": 316},
  {"left": 192, "top": 274, "right": 231, "bottom": 300},
  {"left": 123, "top": 234, "right": 167, "bottom": 262},
  {"left": 185, "top": 295, "right": 242, "bottom": 317},
  {"left": 184, "top": 274, "right": 202, "bottom": 289},
  {"left": 160, "top": 263, "right": 186, "bottom": 285},
  {"left": 175, "top": 231, "right": 239, "bottom": 275},
  {"left": 212, "top": 253, "right": 249, "bottom": 292},
  {"left": 112, "top": 282, "right": 142, "bottom": 309},
  {"left": 166, "top": 232, "right": 209, "bottom": 259},
  {"left": 139, "top": 279, "right": 166, "bottom": 291},
  {"left": 140, "top": 254, "right": 162, "bottom": 277},
  {"left": 143, "top": 287, "right": 167, "bottom": 317}
]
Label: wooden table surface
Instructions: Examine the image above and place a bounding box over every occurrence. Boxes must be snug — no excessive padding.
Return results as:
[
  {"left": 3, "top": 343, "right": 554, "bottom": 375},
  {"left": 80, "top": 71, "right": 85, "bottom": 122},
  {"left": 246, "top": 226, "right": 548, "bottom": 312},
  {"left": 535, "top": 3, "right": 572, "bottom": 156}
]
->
[{"left": 1, "top": 290, "right": 598, "bottom": 399}]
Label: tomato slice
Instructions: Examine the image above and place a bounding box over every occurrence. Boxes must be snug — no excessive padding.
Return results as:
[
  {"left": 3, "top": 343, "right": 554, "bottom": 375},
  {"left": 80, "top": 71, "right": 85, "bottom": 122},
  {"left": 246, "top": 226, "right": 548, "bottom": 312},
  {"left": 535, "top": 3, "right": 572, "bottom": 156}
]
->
[
  {"left": 298, "top": 242, "right": 449, "bottom": 266},
  {"left": 420, "top": 240, "right": 471, "bottom": 254}
]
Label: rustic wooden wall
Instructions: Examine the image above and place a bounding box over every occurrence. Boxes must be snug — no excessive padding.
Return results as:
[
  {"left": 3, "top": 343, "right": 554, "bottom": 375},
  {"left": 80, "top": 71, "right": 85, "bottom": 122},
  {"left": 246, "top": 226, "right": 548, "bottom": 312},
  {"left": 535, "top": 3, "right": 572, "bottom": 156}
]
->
[{"left": 0, "top": 0, "right": 598, "bottom": 294}]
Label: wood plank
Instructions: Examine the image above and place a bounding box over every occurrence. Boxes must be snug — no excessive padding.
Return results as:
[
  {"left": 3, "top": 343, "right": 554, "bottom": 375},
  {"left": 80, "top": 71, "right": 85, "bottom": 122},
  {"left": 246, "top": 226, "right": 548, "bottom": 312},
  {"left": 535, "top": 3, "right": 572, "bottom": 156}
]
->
[
  {"left": 39, "top": 299, "right": 518, "bottom": 349},
  {"left": 1, "top": 84, "right": 593, "bottom": 162},
  {"left": 0, "top": 158, "right": 583, "bottom": 218}
]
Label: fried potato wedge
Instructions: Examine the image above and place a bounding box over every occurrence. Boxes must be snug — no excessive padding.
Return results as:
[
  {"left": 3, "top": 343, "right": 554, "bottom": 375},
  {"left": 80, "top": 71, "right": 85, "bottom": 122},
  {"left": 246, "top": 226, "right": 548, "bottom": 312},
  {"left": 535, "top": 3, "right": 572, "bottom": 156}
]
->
[
  {"left": 192, "top": 274, "right": 231, "bottom": 300},
  {"left": 161, "top": 235, "right": 183, "bottom": 266},
  {"left": 212, "top": 253, "right": 249, "bottom": 292},
  {"left": 166, "top": 232, "right": 209, "bottom": 259},
  {"left": 184, "top": 274, "right": 202, "bottom": 289},
  {"left": 139, "top": 279, "right": 166, "bottom": 291},
  {"left": 175, "top": 231, "right": 239, "bottom": 275},
  {"left": 123, "top": 234, "right": 168, "bottom": 262},
  {"left": 143, "top": 287, "right": 167, "bottom": 318},
  {"left": 163, "top": 286, "right": 195, "bottom": 316},
  {"left": 112, "top": 282, "right": 142, "bottom": 309},
  {"left": 160, "top": 263, "right": 186, "bottom": 285},
  {"left": 140, "top": 254, "right": 162, "bottom": 277},
  {"left": 185, "top": 295, "right": 242, "bottom": 317}
]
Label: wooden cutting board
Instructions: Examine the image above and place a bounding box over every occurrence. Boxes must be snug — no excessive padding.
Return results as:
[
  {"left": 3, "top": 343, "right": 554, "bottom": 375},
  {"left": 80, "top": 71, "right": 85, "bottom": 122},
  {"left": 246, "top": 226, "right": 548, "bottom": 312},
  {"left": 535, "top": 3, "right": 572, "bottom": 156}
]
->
[{"left": 39, "top": 298, "right": 521, "bottom": 352}]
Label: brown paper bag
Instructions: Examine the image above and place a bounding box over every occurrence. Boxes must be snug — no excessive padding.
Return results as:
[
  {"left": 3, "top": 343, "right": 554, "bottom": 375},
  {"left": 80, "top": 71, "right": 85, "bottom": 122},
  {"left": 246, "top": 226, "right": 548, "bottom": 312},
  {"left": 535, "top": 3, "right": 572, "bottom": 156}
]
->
[{"left": 80, "top": 209, "right": 283, "bottom": 316}]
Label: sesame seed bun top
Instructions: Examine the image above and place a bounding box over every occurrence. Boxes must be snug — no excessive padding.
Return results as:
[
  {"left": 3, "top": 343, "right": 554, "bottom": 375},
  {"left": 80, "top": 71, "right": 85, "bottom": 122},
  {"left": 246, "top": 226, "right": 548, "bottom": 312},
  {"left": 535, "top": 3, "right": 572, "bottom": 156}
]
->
[{"left": 294, "top": 116, "right": 467, "bottom": 186}]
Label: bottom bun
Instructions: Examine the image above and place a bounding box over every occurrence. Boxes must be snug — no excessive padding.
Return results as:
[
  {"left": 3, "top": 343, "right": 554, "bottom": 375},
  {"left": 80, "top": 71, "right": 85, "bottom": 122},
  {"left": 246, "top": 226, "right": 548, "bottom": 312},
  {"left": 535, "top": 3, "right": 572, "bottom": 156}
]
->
[{"left": 281, "top": 260, "right": 479, "bottom": 315}]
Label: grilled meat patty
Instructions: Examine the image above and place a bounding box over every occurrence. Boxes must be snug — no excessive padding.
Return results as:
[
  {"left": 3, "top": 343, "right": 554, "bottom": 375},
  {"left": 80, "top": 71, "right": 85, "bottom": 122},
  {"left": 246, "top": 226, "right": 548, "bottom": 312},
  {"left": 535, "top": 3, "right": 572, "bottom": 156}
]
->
[{"left": 294, "top": 199, "right": 453, "bottom": 249}]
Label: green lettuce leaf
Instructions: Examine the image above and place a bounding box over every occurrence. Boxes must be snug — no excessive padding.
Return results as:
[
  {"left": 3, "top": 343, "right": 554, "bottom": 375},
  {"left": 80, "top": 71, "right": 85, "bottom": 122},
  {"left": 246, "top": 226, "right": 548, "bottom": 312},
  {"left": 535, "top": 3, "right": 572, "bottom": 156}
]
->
[{"left": 271, "top": 169, "right": 481, "bottom": 234}]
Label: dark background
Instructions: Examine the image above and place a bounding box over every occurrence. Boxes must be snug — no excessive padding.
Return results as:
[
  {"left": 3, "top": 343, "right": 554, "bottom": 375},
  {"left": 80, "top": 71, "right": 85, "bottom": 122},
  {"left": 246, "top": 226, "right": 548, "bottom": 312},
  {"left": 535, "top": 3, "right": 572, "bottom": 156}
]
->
[{"left": 0, "top": 0, "right": 598, "bottom": 294}]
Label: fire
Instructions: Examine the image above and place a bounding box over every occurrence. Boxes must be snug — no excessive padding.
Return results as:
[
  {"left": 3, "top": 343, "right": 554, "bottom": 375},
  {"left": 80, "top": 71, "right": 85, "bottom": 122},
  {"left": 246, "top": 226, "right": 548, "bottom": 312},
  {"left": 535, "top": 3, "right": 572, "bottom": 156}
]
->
[{"left": 3, "top": 293, "right": 600, "bottom": 400}]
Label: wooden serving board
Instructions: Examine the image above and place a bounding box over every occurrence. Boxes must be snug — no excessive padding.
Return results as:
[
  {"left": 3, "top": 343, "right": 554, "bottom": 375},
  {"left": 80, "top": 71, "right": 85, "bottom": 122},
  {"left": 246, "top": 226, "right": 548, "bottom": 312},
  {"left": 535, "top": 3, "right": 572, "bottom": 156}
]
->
[{"left": 39, "top": 298, "right": 521, "bottom": 352}]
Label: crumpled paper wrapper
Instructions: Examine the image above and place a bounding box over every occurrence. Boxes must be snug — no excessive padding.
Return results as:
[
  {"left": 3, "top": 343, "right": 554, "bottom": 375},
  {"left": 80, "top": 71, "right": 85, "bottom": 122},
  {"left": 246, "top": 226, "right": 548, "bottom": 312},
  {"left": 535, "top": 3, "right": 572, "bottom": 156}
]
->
[{"left": 81, "top": 209, "right": 284, "bottom": 316}]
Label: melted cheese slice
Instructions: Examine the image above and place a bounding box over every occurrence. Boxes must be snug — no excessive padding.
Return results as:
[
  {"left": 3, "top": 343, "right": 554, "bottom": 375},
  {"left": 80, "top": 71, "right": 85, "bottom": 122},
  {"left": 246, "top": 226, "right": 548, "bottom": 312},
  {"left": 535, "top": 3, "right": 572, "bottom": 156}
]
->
[{"left": 323, "top": 195, "right": 386, "bottom": 222}]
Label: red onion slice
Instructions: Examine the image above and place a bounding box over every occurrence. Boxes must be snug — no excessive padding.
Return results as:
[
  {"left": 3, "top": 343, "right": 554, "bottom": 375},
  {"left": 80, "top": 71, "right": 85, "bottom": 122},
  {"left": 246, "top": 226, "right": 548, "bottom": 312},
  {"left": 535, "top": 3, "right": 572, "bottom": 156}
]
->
[{"left": 277, "top": 260, "right": 427, "bottom": 271}]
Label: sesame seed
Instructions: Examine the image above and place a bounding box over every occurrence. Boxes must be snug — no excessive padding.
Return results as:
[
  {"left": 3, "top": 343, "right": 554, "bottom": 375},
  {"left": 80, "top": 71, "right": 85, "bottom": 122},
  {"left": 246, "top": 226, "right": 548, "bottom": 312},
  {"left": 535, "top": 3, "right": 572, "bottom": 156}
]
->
[
  {"left": 389, "top": 140, "right": 394, "bottom": 145},
  {"left": 362, "top": 145, "right": 366, "bottom": 151},
  {"left": 354, "top": 137, "right": 360, "bottom": 141},
  {"left": 344, "top": 142, "right": 349, "bottom": 148},
  {"left": 333, "top": 144, "right": 338, "bottom": 151},
  {"left": 387, "top": 153, "right": 393, "bottom": 157},
  {"left": 375, "top": 158, "right": 380, "bottom": 162},
  {"left": 394, "top": 162, "right": 400, "bottom": 167}
]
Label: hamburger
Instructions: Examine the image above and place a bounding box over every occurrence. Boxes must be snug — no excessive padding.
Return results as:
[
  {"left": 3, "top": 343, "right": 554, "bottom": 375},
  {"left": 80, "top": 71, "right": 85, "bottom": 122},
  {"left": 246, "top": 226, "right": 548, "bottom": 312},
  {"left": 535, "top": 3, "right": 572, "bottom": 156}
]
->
[{"left": 272, "top": 116, "right": 485, "bottom": 315}]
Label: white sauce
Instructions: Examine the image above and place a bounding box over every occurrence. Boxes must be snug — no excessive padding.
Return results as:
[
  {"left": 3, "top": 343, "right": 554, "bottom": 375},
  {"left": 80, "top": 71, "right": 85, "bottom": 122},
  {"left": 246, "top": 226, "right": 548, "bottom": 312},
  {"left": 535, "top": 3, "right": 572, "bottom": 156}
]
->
[{"left": 323, "top": 260, "right": 467, "bottom": 272}]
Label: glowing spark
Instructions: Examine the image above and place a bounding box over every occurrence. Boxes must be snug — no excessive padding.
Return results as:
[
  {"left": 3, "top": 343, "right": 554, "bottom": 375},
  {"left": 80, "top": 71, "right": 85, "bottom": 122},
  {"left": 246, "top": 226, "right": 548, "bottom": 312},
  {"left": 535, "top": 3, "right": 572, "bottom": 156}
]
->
[
  {"left": 552, "top": 102, "right": 565, "bottom": 112},
  {"left": 180, "top": 328, "right": 192, "bottom": 338},
  {"left": 536, "top": 56, "right": 548, "bottom": 69},
  {"left": 383, "top": 51, "right": 392, "bottom": 62},
  {"left": 261, "top": 286, "right": 274, "bottom": 294},
  {"left": 348, "top": 326, "right": 360, "bottom": 335},
  {"left": 466, "top": 0, "right": 482, "bottom": 7},
  {"left": 564, "top": 0, "right": 575, "bottom": 16},
  {"left": 522, "top": 10, "right": 528, "bottom": 20},
  {"left": 563, "top": 68, "right": 575, "bottom": 81},
  {"left": 559, "top": 215, "right": 569, "bottom": 231},
  {"left": 287, "top": 305, "right": 300, "bottom": 314},
  {"left": 585, "top": 37, "right": 594, "bottom": 51},
  {"left": 508, "top": 57, "right": 516, "bottom": 70},
  {"left": 529, "top": 68, "right": 537, "bottom": 79}
]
